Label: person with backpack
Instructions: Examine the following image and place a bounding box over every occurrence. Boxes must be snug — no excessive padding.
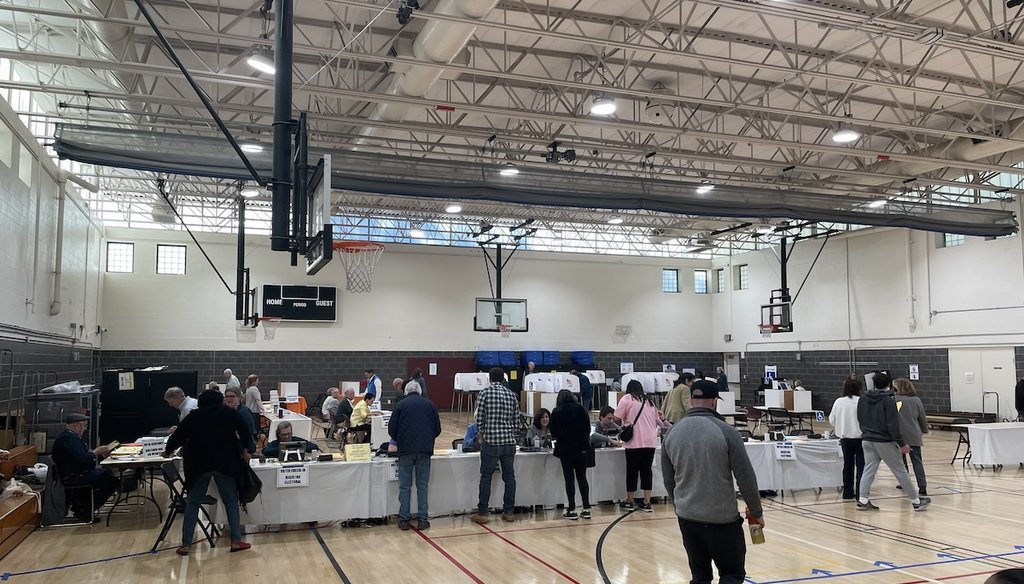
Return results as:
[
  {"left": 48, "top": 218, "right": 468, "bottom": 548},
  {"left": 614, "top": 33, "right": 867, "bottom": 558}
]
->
[{"left": 163, "top": 389, "right": 252, "bottom": 555}]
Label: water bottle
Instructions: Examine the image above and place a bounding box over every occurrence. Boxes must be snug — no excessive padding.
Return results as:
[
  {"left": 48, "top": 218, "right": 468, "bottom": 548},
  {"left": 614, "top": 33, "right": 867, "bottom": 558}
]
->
[
  {"left": 745, "top": 507, "right": 765, "bottom": 544},
  {"left": 533, "top": 436, "right": 541, "bottom": 449}
]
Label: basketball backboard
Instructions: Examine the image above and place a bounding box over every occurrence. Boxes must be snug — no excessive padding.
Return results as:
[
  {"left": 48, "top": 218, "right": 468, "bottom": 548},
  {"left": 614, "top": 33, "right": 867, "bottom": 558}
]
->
[
  {"left": 304, "top": 154, "right": 333, "bottom": 275},
  {"left": 474, "top": 298, "right": 528, "bottom": 332}
]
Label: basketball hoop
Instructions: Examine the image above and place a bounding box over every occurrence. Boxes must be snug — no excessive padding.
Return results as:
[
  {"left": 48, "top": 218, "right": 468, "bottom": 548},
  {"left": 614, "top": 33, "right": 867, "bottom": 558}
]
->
[
  {"left": 498, "top": 324, "right": 511, "bottom": 338},
  {"left": 333, "top": 241, "right": 385, "bottom": 293},
  {"left": 759, "top": 324, "right": 774, "bottom": 338},
  {"left": 258, "top": 317, "right": 281, "bottom": 340}
]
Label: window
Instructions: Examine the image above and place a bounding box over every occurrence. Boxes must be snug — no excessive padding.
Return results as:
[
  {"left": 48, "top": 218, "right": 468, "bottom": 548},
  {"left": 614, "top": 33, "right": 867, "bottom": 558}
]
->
[
  {"left": 662, "top": 268, "right": 679, "bottom": 293},
  {"left": 694, "top": 270, "right": 708, "bottom": 294},
  {"left": 106, "top": 242, "right": 134, "bottom": 273},
  {"left": 735, "top": 264, "right": 749, "bottom": 290},
  {"left": 156, "top": 244, "right": 187, "bottom": 275},
  {"left": 17, "top": 142, "right": 32, "bottom": 186},
  {"left": 942, "top": 233, "right": 965, "bottom": 248},
  {"left": 715, "top": 268, "right": 725, "bottom": 293}
]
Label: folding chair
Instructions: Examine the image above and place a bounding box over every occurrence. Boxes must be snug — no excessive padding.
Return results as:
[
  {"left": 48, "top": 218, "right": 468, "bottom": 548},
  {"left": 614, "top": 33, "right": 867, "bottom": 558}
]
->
[
  {"left": 44, "top": 462, "right": 97, "bottom": 527},
  {"left": 766, "top": 408, "right": 794, "bottom": 434},
  {"left": 745, "top": 406, "right": 765, "bottom": 436},
  {"left": 152, "top": 462, "right": 219, "bottom": 552},
  {"left": 950, "top": 418, "right": 972, "bottom": 466}
]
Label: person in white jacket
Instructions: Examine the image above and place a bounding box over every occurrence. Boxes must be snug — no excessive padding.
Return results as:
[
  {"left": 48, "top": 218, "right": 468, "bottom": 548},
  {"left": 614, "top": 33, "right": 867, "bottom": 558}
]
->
[{"left": 829, "top": 378, "right": 865, "bottom": 500}]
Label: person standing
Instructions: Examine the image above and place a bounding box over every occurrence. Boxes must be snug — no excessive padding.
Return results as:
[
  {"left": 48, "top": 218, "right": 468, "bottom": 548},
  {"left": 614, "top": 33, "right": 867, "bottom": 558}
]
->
[
  {"left": 223, "top": 368, "right": 240, "bottom": 391},
  {"left": 663, "top": 372, "right": 695, "bottom": 424},
  {"left": 389, "top": 380, "right": 441, "bottom": 530},
  {"left": 164, "top": 387, "right": 198, "bottom": 422},
  {"left": 243, "top": 374, "right": 262, "bottom": 415},
  {"left": 614, "top": 380, "right": 660, "bottom": 512},
  {"left": 364, "top": 369, "right": 382, "bottom": 400},
  {"left": 406, "top": 369, "right": 428, "bottom": 400},
  {"left": 856, "top": 371, "right": 931, "bottom": 511},
  {"left": 549, "top": 390, "right": 593, "bottom": 520},
  {"left": 829, "top": 378, "right": 865, "bottom": 501},
  {"left": 893, "top": 377, "right": 929, "bottom": 496},
  {"left": 715, "top": 367, "right": 729, "bottom": 392},
  {"left": 51, "top": 413, "right": 117, "bottom": 522},
  {"left": 163, "top": 389, "right": 251, "bottom": 555},
  {"left": 223, "top": 387, "right": 258, "bottom": 455},
  {"left": 662, "top": 380, "right": 764, "bottom": 584},
  {"left": 570, "top": 370, "right": 593, "bottom": 411},
  {"left": 470, "top": 367, "right": 520, "bottom": 524}
]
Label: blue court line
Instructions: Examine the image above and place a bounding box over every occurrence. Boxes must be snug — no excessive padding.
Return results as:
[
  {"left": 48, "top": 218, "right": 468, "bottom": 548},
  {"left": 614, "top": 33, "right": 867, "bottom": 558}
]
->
[
  {"left": 0, "top": 546, "right": 177, "bottom": 580},
  {"left": 756, "top": 547, "right": 1024, "bottom": 584}
]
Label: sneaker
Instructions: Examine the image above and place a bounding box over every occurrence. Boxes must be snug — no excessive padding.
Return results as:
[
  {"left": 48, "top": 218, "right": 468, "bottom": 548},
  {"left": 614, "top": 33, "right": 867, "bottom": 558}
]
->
[
  {"left": 913, "top": 497, "right": 931, "bottom": 511},
  {"left": 639, "top": 502, "right": 653, "bottom": 513},
  {"left": 175, "top": 545, "right": 191, "bottom": 556},
  {"left": 229, "top": 540, "right": 251, "bottom": 553},
  {"left": 563, "top": 510, "right": 579, "bottom": 520},
  {"left": 417, "top": 519, "right": 431, "bottom": 530},
  {"left": 469, "top": 513, "right": 489, "bottom": 525},
  {"left": 580, "top": 509, "right": 592, "bottom": 519},
  {"left": 896, "top": 484, "right": 903, "bottom": 490},
  {"left": 856, "top": 500, "right": 879, "bottom": 511},
  {"left": 501, "top": 513, "right": 515, "bottom": 523},
  {"left": 398, "top": 519, "right": 411, "bottom": 531},
  {"left": 619, "top": 501, "right": 635, "bottom": 512}
]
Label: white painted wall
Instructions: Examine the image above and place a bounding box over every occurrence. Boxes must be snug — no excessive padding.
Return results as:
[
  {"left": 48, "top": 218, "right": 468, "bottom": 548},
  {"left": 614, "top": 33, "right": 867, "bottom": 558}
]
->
[
  {"left": 100, "top": 228, "right": 714, "bottom": 351},
  {"left": 0, "top": 96, "right": 102, "bottom": 343},
  {"left": 712, "top": 225, "right": 1024, "bottom": 352}
]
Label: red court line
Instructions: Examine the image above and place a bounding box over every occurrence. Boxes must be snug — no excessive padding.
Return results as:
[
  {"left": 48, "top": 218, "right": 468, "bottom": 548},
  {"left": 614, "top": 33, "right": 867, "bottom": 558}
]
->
[
  {"left": 413, "top": 528, "right": 486, "bottom": 584},
  {"left": 478, "top": 523, "right": 582, "bottom": 584},
  {"left": 432, "top": 515, "right": 671, "bottom": 540}
]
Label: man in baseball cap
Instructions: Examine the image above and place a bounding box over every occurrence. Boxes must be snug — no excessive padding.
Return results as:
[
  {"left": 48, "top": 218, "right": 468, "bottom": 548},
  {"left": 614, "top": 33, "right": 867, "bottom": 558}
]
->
[{"left": 51, "top": 412, "right": 118, "bottom": 522}]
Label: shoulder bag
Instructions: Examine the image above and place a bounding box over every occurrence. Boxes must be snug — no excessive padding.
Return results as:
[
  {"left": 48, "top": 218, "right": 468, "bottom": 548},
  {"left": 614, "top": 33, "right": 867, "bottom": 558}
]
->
[{"left": 618, "top": 397, "right": 647, "bottom": 443}]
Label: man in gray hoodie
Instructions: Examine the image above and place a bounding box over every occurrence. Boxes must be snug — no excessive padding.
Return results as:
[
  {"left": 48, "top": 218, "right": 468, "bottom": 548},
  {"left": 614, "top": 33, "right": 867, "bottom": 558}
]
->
[
  {"left": 662, "top": 380, "right": 764, "bottom": 584},
  {"left": 856, "top": 371, "right": 931, "bottom": 511}
]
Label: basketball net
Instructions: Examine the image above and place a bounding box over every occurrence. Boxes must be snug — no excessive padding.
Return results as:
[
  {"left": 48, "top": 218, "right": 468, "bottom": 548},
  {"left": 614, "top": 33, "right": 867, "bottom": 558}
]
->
[
  {"left": 335, "top": 242, "right": 385, "bottom": 293},
  {"left": 498, "top": 324, "right": 511, "bottom": 338},
  {"left": 260, "top": 318, "right": 281, "bottom": 340},
  {"left": 759, "top": 324, "right": 772, "bottom": 338}
]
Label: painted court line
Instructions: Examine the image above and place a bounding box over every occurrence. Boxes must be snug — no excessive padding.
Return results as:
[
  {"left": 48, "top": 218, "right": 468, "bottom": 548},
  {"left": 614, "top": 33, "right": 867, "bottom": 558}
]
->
[
  {"left": 413, "top": 527, "right": 486, "bottom": 584},
  {"left": 1, "top": 546, "right": 177, "bottom": 580},
  {"left": 478, "top": 523, "right": 582, "bottom": 584},
  {"left": 311, "top": 526, "right": 353, "bottom": 584}
]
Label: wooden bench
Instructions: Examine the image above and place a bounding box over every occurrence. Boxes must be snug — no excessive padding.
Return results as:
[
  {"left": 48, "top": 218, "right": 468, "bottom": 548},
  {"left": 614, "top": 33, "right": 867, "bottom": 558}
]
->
[
  {"left": 0, "top": 445, "right": 39, "bottom": 560},
  {"left": 0, "top": 445, "right": 37, "bottom": 479}
]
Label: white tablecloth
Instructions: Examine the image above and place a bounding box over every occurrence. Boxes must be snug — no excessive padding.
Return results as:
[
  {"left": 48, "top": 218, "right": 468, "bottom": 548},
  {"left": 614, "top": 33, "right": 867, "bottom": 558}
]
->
[
  {"left": 963, "top": 422, "right": 1024, "bottom": 465},
  {"left": 743, "top": 440, "right": 843, "bottom": 490}
]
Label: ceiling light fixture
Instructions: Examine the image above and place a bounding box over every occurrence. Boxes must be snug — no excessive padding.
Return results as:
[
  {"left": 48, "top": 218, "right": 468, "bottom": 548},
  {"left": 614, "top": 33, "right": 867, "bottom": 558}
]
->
[
  {"left": 590, "top": 95, "right": 617, "bottom": 116},
  {"left": 756, "top": 224, "right": 775, "bottom": 235},
  {"left": 696, "top": 182, "right": 715, "bottom": 195},
  {"left": 240, "top": 143, "right": 264, "bottom": 153},
  {"left": 445, "top": 203, "right": 463, "bottom": 213},
  {"left": 867, "top": 199, "right": 888, "bottom": 209},
  {"left": 607, "top": 216, "right": 624, "bottom": 225},
  {"left": 832, "top": 111, "right": 861, "bottom": 143},
  {"left": 240, "top": 187, "right": 260, "bottom": 198},
  {"left": 410, "top": 223, "right": 425, "bottom": 238},
  {"left": 247, "top": 49, "right": 276, "bottom": 75},
  {"left": 499, "top": 163, "right": 520, "bottom": 177}
]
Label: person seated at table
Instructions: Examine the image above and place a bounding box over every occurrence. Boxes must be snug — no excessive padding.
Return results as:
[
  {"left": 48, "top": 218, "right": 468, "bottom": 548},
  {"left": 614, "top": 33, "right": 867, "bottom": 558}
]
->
[
  {"left": 223, "top": 387, "right": 258, "bottom": 455},
  {"left": 322, "top": 387, "right": 341, "bottom": 421},
  {"left": 348, "top": 393, "right": 375, "bottom": 443},
  {"left": 526, "top": 408, "right": 552, "bottom": 447},
  {"left": 262, "top": 421, "right": 318, "bottom": 459},
  {"left": 51, "top": 412, "right": 118, "bottom": 523},
  {"left": 463, "top": 422, "right": 480, "bottom": 452},
  {"left": 591, "top": 406, "right": 624, "bottom": 448}
]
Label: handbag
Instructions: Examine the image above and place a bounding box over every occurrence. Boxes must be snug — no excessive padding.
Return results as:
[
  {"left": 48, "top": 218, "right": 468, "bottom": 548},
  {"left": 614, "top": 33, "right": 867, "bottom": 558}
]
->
[
  {"left": 585, "top": 447, "right": 597, "bottom": 468},
  {"left": 618, "top": 397, "right": 647, "bottom": 443},
  {"left": 236, "top": 460, "right": 262, "bottom": 504}
]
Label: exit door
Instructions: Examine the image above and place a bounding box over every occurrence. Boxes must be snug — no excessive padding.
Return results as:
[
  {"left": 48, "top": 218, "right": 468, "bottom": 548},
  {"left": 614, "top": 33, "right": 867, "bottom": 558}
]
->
[{"left": 406, "top": 357, "right": 476, "bottom": 412}]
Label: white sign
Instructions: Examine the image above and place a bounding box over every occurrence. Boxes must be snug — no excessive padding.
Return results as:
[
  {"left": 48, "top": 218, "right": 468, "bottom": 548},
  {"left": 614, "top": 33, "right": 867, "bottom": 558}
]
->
[
  {"left": 909, "top": 364, "right": 920, "bottom": 381},
  {"left": 429, "top": 363, "right": 438, "bottom": 376},
  {"left": 764, "top": 365, "right": 778, "bottom": 380},
  {"left": 620, "top": 362, "right": 634, "bottom": 374},
  {"left": 965, "top": 372, "right": 975, "bottom": 384},
  {"left": 386, "top": 459, "right": 399, "bottom": 482},
  {"left": 276, "top": 464, "right": 309, "bottom": 488},
  {"left": 118, "top": 372, "right": 134, "bottom": 391},
  {"left": 682, "top": 368, "right": 696, "bottom": 375},
  {"left": 662, "top": 364, "right": 676, "bottom": 373},
  {"left": 773, "top": 441, "right": 796, "bottom": 460}
]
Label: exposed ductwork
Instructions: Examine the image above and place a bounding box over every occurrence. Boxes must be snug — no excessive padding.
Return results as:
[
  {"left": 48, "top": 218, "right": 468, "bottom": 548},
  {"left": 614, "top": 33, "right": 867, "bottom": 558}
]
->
[
  {"left": 83, "top": 0, "right": 141, "bottom": 92},
  {"left": 356, "top": 0, "right": 500, "bottom": 143}
]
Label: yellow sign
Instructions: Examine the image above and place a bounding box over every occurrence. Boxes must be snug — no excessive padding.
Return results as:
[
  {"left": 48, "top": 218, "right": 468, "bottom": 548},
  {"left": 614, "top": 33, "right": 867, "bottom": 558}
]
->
[
  {"left": 510, "top": 370, "right": 518, "bottom": 380},
  {"left": 344, "top": 443, "right": 372, "bottom": 462}
]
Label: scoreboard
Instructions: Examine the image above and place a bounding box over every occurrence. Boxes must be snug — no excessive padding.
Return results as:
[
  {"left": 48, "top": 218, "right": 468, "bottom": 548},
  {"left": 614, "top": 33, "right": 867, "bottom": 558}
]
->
[{"left": 262, "top": 284, "right": 337, "bottom": 322}]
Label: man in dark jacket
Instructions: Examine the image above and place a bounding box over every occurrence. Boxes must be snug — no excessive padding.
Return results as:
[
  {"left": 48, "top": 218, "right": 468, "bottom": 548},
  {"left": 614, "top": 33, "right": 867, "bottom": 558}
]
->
[
  {"left": 570, "top": 370, "right": 593, "bottom": 411},
  {"left": 388, "top": 380, "right": 441, "bottom": 531},
  {"left": 856, "top": 371, "right": 931, "bottom": 511},
  {"left": 163, "top": 389, "right": 252, "bottom": 555},
  {"left": 51, "top": 412, "right": 118, "bottom": 522}
]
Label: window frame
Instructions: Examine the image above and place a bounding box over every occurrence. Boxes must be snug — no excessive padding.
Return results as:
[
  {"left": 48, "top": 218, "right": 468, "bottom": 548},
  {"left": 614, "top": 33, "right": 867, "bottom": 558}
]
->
[
  {"left": 661, "top": 268, "right": 680, "bottom": 293},
  {"left": 105, "top": 242, "right": 135, "bottom": 274},
  {"left": 714, "top": 268, "right": 726, "bottom": 294},
  {"left": 155, "top": 243, "right": 187, "bottom": 276},
  {"left": 735, "top": 264, "right": 749, "bottom": 290},
  {"left": 693, "top": 269, "right": 709, "bottom": 294}
]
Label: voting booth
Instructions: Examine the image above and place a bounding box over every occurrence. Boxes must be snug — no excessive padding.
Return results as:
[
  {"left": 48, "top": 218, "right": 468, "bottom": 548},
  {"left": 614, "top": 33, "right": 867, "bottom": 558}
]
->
[
  {"left": 765, "top": 389, "right": 812, "bottom": 411},
  {"left": 524, "top": 373, "right": 580, "bottom": 393},
  {"left": 621, "top": 372, "right": 678, "bottom": 394}
]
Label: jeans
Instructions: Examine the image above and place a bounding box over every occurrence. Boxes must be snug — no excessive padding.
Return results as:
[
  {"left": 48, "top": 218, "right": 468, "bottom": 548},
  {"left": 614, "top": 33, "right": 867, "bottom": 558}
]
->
[
  {"left": 860, "top": 441, "right": 917, "bottom": 502},
  {"left": 677, "top": 516, "right": 747, "bottom": 584},
  {"left": 478, "top": 442, "right": 516, "bottom": 515},
  {"left": 901, "top": 446, "right": 927, "bottom": 491},
  {"left": 625, "top": 448, "right": 656, "bottom": 492},
  {"left": 398, "top": 452, "right": 431, "bottom": 521},
  {"left": 840, "top": 438, "right": 865, "bottom": 499},
  {"left": 560, "top": 454, "right": 590, "bottom": 510},
  {"left": 183, "top": 471, "right": 241, "bottom": 545}
]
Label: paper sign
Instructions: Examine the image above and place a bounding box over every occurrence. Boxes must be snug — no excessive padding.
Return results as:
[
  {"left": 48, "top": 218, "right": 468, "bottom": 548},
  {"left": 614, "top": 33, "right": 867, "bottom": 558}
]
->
[
  {"left": 276, "top": 464, "right": 309, "bottom": 487},
  {"left": 965, "top": 372, "right": 974, "bottom": 384},
  {"left": 118, "top": 372, "right": 134, "bottom": 391},
  {"left": 344, "top": 443, "right": 372, "bottom": 462},
  {"left": 815, "top": 410, "right": 825, "bottom": 422},
  {"left": 909, "top": 364, "right": 919, "bottom": 381},
  {"left": 620, "top": 362, "right": 634, "bottom": 374},
  {"left": 429, "top": 363, "right": 437, "bottom": 376},
  {"left": 662, "top": 364, "right": 676, "bottom": 373},
  {"left": 510, "top": 370, "right": 518, "bottom": 380},
  {"left": 682, "top": 368, "right": 696, "bottom": 375},
  {"left": 764, "top": 366, "right": 777, "bottom": 380},
  {"left": 386, "top": 459, "right": 399, "bottom": 481},
  {"left": 774, "top": 441, "right": 796, "bottom": 460}
]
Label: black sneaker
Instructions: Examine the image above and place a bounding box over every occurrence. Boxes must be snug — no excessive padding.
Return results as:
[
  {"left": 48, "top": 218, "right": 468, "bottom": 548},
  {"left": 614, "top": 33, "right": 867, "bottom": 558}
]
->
[
  {"left": 896, "top": 484, "right": 903, "bottom": 490},
  {"left": 580, "top": 508, "right": 592, "bottom": 519},
  {"left": 398, "top": 519, "right": 411, "bottom": 531},
  {"left": 639, "top": 502, "right": 653, "bottom": 513},
  {"left": 913, "top": 497, "right": 931, "bottom": 511},
  {"left": 562, "top": 510, "right": 579, "bottom": 520},
  {"left": 417, "top": 519, "right": 431, "bottom": 530},
  {"left": 856, "top": 500, "right": 879, "bottom": 511},
  {"left": 619, "top": 501, "right": 635, "bottom": 512}
]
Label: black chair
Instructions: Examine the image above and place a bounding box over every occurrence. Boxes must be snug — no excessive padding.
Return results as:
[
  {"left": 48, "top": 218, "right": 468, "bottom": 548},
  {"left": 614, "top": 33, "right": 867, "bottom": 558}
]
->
[
  {"left": 737, "top": 429, "right": 753, "bottom": 440},
  {"left": 766, "top": 408, "right": 794, "bottom": 434},
  {"left": 950, "top": 418, "right": 972, "bottom": 466},
  {"left": 152, "top": 462, "right": 219, "bottom": 552},
  {"left": 790, "top": 428, "right": 814, "bottom": 437},
  {"left": 44, "top": 462, "right": 96, "bottom": 527}
]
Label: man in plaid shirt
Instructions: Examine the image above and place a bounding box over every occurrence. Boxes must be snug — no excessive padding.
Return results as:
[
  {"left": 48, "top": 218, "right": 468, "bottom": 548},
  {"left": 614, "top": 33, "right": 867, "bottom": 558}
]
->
[{"left": 470, "top": 367, "right": 519, "bottom": 524}]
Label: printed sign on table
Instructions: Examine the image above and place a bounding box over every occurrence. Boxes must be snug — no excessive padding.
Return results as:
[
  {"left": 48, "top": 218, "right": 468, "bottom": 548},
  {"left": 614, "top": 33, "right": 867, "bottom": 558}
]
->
[
  {"left": 277, "top": 464, "right": 309, "bottom": 488},
  {"left": 344, "top": 443, "right": 372, "bottom": 462},
  {"left": 774, "top": 441, "right": 796, "bottom": 460}
]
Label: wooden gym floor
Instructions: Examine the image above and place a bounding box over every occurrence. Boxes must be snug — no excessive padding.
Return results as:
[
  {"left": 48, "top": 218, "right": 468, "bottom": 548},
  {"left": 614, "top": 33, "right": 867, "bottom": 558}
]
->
[{"left": 2, "top": 413, "right": 1023, "bottom": 584}]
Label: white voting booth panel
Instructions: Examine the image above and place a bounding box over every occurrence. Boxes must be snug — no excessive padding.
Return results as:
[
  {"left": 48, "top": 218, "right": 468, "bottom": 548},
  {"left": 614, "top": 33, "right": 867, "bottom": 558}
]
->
[
  {"left": 524, "top": 373, "right": 580, "bottom": 393},
  {"left": 584, "top": 370, "right": 606, "bottom": 384},
  {"left": 717, "top": 391, "right": 738, "bottom": 415},
  {"left": 370, "top": 411, "right": 391, "bottom": 448},
  {"left": 621, "top": 372, "right": 678, "bottom": 394},
  {"left": 454, "top": 373, "right": 490, "bottom": 392},
  {"left": 522, "top": 391, "right": 559, "bottom": 415},
  {"left": 764, "top": 389, "right": 812, "bottom": 411},
  {"left": 264, "top": 409, "right": 313, "bottom": 441}
]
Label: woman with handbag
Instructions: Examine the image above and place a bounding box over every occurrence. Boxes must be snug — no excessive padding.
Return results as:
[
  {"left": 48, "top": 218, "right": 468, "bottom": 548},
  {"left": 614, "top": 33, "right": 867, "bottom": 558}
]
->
[
  {"left": 613, "top": 380, "right": 660, "bottom": 512},
  {"left": 163, "top": 389, "right": 253, "bottom": 555},
  {"left": 549, "top": 390, "right": 594, "bottom": 520}
]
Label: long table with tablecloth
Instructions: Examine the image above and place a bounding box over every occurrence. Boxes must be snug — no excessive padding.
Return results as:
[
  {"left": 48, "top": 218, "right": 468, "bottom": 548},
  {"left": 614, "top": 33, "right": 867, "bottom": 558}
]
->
[{"left": 213, "top": 439, "right": 842, "bottom": 524}]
